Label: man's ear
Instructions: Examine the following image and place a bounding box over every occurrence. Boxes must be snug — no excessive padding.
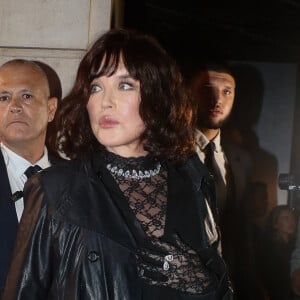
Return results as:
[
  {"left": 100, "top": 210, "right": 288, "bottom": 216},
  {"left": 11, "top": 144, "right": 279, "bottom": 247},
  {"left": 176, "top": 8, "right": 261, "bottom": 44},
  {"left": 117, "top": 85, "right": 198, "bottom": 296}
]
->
[{"left": 47, "top": 97, "right": 58, "bottom": 122}]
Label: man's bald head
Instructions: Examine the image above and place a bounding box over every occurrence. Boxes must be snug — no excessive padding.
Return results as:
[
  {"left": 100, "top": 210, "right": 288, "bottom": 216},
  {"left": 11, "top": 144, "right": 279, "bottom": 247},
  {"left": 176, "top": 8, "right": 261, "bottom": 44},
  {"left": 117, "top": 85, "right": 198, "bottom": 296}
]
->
[{"left": 0, "top": 59, "right": 50, "bottom": 98}]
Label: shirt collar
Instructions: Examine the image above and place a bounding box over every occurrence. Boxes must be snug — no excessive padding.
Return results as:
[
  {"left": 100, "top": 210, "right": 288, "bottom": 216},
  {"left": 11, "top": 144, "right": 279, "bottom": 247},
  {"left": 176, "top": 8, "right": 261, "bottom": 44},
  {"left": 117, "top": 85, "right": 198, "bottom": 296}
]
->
[
  {"left": 0, "top": 143, "right": 50, "bottom": 178},
  {"left": 195, "top": 129, "right": 222, "bottom": 153}
]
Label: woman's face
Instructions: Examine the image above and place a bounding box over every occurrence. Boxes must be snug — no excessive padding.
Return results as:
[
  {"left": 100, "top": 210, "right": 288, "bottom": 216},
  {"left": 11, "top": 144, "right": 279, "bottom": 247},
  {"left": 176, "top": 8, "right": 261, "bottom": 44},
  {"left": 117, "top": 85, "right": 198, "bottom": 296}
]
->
[{"left": 86, "top": 60, "right": 146, "bottom": 157}]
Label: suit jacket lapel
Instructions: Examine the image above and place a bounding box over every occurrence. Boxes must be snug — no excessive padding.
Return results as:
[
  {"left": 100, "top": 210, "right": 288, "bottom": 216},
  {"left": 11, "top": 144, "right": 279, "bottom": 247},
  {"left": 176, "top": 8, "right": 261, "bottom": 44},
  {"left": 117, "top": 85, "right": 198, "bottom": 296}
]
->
[
  {"left": 0, "top": 149, "right": 18, "bottom": 291},
  {"left": 164, "top": 158, "right": 210, "bottom": 251},
  {"left": 90, "top": 152, "right": 145, "bottom": 248},
  {"left": 222, "top": 142, "right": 243, "bottom": 204},
  {"left": 0, "top": 150, "right": 12, "bottom": 202}
]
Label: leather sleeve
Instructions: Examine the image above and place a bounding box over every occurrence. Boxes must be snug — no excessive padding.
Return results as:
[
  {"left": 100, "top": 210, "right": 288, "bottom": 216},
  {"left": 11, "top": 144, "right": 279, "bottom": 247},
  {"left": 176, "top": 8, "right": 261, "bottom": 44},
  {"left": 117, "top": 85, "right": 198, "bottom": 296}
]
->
[{"left": 2, "top": 174, "right": 53, "bottom": 300}]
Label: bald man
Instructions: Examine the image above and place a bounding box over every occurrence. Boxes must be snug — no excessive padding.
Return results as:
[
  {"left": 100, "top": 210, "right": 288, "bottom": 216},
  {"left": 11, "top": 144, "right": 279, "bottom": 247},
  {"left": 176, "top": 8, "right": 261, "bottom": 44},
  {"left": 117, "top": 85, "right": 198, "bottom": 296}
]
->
[{"left": 0, "top": 59, "right": 61, "bottom": 292}]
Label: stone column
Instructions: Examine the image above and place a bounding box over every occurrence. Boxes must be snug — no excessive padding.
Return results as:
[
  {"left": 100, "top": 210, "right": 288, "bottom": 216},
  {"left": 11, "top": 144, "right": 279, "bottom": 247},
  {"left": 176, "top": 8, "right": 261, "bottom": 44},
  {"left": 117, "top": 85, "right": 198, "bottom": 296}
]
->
[{"left": 0, "top": 0, "right": 111, "bottom": 96}]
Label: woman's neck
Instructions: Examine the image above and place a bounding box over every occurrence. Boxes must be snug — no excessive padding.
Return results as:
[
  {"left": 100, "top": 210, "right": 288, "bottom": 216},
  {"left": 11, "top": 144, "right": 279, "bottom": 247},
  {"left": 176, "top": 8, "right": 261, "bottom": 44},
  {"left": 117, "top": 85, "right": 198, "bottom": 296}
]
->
[{"left": 105, "top": 145, "right": 147, "bottom": 158}]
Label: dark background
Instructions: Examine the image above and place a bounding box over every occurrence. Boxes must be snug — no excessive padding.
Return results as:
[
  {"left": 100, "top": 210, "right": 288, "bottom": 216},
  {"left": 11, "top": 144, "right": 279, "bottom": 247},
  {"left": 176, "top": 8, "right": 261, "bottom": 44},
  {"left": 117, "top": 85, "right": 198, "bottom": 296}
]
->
[
  {"left": 121, "top": 0, "right": 300, "bottom": 206},
  {"left": 123, "top": 0, "right": 300, "bottom": 63}
]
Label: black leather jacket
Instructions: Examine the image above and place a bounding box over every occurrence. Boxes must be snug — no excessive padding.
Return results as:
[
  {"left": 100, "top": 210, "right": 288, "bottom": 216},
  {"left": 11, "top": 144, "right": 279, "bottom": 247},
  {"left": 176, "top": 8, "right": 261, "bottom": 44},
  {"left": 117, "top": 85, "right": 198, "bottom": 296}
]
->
[{"left": 3, "top": 152, "right": 232, "bottom": 300}]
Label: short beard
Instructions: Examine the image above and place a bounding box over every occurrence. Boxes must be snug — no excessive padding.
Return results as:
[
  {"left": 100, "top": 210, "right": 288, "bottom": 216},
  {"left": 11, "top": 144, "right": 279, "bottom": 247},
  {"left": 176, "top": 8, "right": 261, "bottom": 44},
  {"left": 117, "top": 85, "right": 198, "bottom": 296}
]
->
[{"left": 197, "top": 114, "right": 231, "bottom": 130}]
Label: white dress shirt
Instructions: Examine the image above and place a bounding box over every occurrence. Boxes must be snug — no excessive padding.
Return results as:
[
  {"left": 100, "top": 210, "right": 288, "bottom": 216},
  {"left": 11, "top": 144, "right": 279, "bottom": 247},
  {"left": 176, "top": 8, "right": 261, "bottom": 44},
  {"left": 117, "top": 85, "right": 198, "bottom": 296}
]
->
[
  {"left": 195, "top": 129, "right": 227, "bottom": 185},
  {"left": 0, "top": 143, "right": 51, "bottom": 221},
  {"left": 195, "top": 130, "right": 230, "bottom": 252}
]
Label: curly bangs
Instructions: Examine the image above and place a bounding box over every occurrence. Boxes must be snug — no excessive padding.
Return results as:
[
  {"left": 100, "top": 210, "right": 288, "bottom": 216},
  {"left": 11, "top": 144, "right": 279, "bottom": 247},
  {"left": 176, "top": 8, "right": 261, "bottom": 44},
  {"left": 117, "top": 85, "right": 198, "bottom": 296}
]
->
[
  {"left": 56, "top": 29, "right": 195, "bottom": 161},
  {"left": 117, "top": 31, "right": 195, "bottom": 162}
]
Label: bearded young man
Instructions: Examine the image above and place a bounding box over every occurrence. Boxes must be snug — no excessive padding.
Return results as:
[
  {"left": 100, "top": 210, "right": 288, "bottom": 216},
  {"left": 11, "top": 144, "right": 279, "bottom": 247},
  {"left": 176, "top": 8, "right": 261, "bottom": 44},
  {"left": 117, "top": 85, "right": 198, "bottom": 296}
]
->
[{"left": 188, "top": 62, "right": 263, "bottom": 300}]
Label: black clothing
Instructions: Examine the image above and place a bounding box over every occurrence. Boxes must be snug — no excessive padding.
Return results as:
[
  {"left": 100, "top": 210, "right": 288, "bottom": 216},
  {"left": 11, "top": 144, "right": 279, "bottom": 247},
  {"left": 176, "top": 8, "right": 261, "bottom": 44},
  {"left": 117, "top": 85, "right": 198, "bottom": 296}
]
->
[
  {"left": 219, "top": 141, "right": 262, "bottom": 299},
  {"left": 104, "top": 151, "right": 217, "bottom": 295},
  {"left": 258, "top": 234, "right": 295, "bottom": 300},
  {"left": 0, "top": 151, "right": 64, "bottom": 293},
  {"left": 3, "top": 152, "right": 232, "bottom": 300},
  {"left": 103, "top": 151, "right": 167, "bottom": 238}
]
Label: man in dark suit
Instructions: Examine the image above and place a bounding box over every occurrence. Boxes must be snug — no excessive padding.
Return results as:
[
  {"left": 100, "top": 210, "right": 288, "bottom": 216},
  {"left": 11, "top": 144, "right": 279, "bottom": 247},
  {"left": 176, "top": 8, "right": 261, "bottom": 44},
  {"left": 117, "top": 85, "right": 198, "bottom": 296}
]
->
[
  {"left": 188, "top": 62, "right": 262, "bottom": 299},
  {"left": 0, "top": 59, "right": 61, "bottom": 292}
]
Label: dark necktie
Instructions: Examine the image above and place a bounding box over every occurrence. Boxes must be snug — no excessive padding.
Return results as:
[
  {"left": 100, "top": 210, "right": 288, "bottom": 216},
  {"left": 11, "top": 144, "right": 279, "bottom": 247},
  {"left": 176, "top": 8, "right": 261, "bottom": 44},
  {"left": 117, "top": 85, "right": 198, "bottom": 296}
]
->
[
  {"left": 11, "top": 165, "right": 42, "bottom": 202},
  {"left": 24, "top": 165, "right": 42, "bottom": 179},
  {"left": 204, "top": 142, "right": 227, "bottom": 212}
]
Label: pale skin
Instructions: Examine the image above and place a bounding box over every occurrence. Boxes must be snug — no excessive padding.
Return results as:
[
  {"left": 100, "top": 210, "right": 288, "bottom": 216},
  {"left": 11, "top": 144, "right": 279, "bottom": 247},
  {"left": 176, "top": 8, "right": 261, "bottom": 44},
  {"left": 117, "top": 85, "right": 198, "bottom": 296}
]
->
[
  {"left": 86, "top": 59, "right": 147, "bottom": 158},
  {"left": 0, "top": 61, "right": 57, "bottom": 163},
  {"left": 190, "top": 70, "right": 236, "bottom": 141}
]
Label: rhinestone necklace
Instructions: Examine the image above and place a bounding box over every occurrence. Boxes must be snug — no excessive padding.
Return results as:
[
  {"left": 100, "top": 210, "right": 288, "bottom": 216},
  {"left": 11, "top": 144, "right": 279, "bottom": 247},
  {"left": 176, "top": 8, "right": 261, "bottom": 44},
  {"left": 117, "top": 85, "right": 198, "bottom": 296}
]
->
[{"left": 106, "top": 161, "right": 161, "bottom": 179}]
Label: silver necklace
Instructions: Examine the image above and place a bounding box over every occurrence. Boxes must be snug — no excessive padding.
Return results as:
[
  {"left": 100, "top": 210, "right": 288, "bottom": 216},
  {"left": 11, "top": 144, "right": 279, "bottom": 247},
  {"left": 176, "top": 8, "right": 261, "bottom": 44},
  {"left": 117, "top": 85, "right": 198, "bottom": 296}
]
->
[{"left": 106, "top": 162, "right": 161, "bottom": 179}]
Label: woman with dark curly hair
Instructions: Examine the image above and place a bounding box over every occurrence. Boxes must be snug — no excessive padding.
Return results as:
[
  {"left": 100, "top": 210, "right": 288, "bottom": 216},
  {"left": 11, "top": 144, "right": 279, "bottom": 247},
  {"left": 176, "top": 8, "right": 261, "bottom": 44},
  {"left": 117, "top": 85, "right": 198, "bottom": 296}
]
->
[{"left": 3, "top": 29, "right": 231, "bottom": 300}]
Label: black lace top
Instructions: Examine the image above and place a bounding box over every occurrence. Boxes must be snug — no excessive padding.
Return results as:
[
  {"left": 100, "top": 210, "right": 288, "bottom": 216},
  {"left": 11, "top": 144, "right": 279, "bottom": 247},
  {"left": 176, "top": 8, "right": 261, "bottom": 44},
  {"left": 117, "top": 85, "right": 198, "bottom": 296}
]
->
[
  {"left": 103, "top": 151, "right": 217, "bottom": 295},
  {"left": 103, "top": 150, "right": 167, "bottom": 238}
]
